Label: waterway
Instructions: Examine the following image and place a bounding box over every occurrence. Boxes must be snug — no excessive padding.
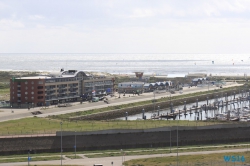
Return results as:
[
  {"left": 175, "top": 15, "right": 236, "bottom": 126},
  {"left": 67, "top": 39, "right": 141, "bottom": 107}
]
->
[{"left": 117, "top": 94, "right": 250, "bottom": 121}]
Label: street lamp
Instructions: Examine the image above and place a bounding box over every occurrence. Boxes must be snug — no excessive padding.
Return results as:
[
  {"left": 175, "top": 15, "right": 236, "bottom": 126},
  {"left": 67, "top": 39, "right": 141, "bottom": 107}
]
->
[
  {"left": 60, "top": 122, "right": 63, "bottom": 166},
  {"left": 121, "top": 149, "right": 123, "bottom": 165},
  {"left": 74, "top": 131, "right": 76, "bottom": 158},
  {"left": 177, "top": 117, "right": 179, "bottom": 166},
  {"left": 27, "top": 150, "right": 31, "bottom": 166},
  {"left": 157, "top": 106, "right": 160, "bottom": 116}
]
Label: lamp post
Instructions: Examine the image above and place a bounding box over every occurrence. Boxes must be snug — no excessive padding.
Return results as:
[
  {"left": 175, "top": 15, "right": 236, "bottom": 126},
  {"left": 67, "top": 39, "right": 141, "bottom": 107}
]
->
[
  {"left": 75, "top": 131, "right": 76, "bottom": 158},
  {"left": 121, "top": 149, "right": 123, "bottom": 165},
  {"left": 177, "top": 118, "right": 179, "bottom": 166},
  {"left": 153, "top": 90, "right": 156, "bottom": 112},
  {"left": 157, "top": 106, "right": 160, "bottom": 116},
  {"left": 28, "top": 150, "right": 31, "bottom": 166},
  {"left": 60, "top": 122, "right": 63, "bottom": 166}
]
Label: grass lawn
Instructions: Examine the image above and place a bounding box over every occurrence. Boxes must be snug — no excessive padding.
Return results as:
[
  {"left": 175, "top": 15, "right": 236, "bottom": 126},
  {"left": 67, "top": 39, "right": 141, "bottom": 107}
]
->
[
  {"left": 0, "top": 117, "right": 227, "bottom": 135},
  {"left": 0, "top": 87, "right": 9, "bottom": 101},
  {"left": 124, "top": 151, "right": 250, "bottom": 166},
  {"left": 84, "top": 143, "right": 250, "bottom": 158},
  {"left": 65, "top": 155, "right": 82, "bottom": 159},
  {"left": 0, "top": 156, "right": 62, "bottom": 163}
]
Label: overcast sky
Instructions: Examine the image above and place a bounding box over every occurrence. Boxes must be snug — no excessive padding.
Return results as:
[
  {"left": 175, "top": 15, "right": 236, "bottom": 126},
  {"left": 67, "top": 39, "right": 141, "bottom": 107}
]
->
[{"left": 1, "top": 0, "right": 250, "bottom": 54}]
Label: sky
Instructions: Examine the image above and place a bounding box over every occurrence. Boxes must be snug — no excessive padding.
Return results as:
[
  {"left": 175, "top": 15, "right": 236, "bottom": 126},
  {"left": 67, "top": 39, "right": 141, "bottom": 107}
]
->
[{"left": 0, "top": 0, "right": 250, "bottom": 54}]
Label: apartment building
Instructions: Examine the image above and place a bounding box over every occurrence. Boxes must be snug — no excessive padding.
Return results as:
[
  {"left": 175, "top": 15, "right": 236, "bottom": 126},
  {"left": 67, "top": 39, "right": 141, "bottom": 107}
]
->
[{"left": 10, "top": 70, "right": 114, "bottom": 107}]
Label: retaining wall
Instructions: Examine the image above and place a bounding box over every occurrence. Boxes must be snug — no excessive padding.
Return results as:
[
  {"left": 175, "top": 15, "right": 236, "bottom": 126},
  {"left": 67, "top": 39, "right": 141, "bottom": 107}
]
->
[{"left": 1, "top": 124, "right": 250, "bottom": 155}]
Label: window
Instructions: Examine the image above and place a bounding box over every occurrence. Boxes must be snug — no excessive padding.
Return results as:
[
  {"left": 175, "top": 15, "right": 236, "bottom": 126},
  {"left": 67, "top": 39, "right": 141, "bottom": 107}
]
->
[
  {"left": 25, "top": 81, "right": 28, "bottom": 84},
  {"left": 12, "top": 97, "right": 14, "bottom": 99},
  {"left": 26, "top": 86, "right": 28, "bottom": 90},
  {"left": 31, "top": 97, "right": 34, "bottom": 100},
  {"left": 37, "top": 86, "right": 43, "bottom": 89},
  {"left": 31, "top": 92, "right": 34, "bottom": 95},
  {"left": 12, "top": 92, "right": 14, "bottom": 94},
  {"left": 38, "top": 81, "right": 43, "bottom": 84},
  {"left": 38, "top": 91, "right": 43, "bottom": 94},
  {"left": 25, "top": 97, "right": 28, "bottom": 100},
  {"left": 31, "top": 81, "right": 34, "bottom": 84},
  {"left": 37, "top": 96, "right": 43, "bottom": 99},
  {"left": 31, "top": 86, "right": 34, "bottom": 90},
  {"left": 25, "top": 92, "right": 28, "bottom": 95}
]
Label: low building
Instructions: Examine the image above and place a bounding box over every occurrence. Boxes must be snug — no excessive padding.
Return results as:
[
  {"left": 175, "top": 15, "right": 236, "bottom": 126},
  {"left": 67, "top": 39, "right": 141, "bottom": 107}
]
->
[
  {"left": 10, "top": 70, "right": 114, "bottom": 107},
  {"left": 117, "top": 82, "right": 144, "bottom": 94}
]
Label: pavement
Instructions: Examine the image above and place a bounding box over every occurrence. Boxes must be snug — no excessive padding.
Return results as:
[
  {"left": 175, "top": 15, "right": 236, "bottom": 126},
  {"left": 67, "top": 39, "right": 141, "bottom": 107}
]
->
[
  {"left": 0, "top": 148, "right": 248, "bottom": 166},
  {"left": 0, "top": 82, "right": 242, "bottom": 122}
]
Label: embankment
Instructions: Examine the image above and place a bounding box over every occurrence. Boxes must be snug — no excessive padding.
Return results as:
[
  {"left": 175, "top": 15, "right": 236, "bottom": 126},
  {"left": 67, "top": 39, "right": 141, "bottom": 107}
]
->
[{"left": 0, "top": 123, "right": 249, "bottom": 155}]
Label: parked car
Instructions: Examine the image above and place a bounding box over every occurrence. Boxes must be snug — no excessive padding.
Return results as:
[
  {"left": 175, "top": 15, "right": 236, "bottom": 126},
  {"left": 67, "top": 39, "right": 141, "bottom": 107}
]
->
[{"left": 92, "top": 97, "right": 99, "bottom": 102}]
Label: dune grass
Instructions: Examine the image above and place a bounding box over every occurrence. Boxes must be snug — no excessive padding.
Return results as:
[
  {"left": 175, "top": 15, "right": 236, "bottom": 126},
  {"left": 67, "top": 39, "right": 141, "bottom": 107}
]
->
[
  {"left": 0, "top": 156, "right": 62, "bottom": 163},
  {"left": 124, "top": 151, "right": 250, "bottom": 166},
  {"left": 0, "top": 117, "right": 226, "bottom": 135}
]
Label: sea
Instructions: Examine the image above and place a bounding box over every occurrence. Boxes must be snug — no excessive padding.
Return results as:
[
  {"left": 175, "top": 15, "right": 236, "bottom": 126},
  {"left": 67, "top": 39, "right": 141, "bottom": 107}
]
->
[{"left": 0, "top": 53, "right": 250, "bottom": 76}]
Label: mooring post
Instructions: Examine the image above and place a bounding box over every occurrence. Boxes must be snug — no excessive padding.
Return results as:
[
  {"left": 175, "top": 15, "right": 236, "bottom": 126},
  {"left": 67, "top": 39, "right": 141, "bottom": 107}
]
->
[
  {"left": 206, "top": 96, "right": 209, "bottom": 105},
  {"left": 184, "top": 101, "right": 186, "bottom": 113},
  {"left": 157, "top": 106, "right": 160, "bottom": 116},
  {"left": 125, "top": 112, "right": 128, "bottom": 121},
  {"left": 142, "top": 108, "right": 145, "bottom": 120},
  {"left": 170, "top": 102, "right": 173, "bottom": 113}
]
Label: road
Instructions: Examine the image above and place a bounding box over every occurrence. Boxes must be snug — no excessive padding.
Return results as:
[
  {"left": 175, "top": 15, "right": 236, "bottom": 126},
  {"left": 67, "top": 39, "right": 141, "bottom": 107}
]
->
[
  {"left": 0, "top": 82, "right": 241, "bottom": 122},
  {"left": 0, "top": 148, "right": 248, "bottom": 166}
]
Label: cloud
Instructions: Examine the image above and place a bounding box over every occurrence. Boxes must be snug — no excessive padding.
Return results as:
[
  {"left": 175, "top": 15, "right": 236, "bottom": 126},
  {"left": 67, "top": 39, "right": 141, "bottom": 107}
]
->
[
  {"left": 0, "top": 19, "right": 24, "bottom": 30},
  {"left": 28, "top": 15, "right": 45, "bottom": 20}
]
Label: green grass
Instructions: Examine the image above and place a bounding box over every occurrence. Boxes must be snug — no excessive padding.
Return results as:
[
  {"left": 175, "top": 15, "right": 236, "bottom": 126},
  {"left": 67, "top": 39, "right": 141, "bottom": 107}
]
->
[
  {"left": 0, "top": 85, "right": 9, "bottom": 101},
  {"left": 85, "top": 143, "right": 250, "bottom": 158},
  {"left": 65, "top": 155, "right": 82, "bottom": 159},
  {"left": 0, "top": 156, "right": 62, "bottom": 163},
  {"left": 0, "top": 117, "right": 227, "bottom": 135},
  {"left": 124, "top": 151, "right": 250, "bottom": 166}
]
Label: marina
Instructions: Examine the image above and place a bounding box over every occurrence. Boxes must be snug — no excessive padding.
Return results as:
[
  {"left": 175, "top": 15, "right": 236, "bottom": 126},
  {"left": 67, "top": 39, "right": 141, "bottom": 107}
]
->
[{"left": 118, "top": 92, "right": 250, "bottom": 122}]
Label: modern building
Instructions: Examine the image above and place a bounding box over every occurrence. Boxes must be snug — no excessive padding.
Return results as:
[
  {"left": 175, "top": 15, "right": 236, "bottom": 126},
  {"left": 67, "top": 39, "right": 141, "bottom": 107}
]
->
[
  {"left": 10, "top": 70, "right": 114, "bottom": 107},
  {"left": 117, "top": 82, "right": 144, "bottom": 94}
]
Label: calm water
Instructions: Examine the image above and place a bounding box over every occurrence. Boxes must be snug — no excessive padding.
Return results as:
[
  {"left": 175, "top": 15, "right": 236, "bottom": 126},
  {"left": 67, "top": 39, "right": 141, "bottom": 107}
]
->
[
  {"left": 0, "top": 53, "right": 250, "bottom": 76},
  {"left": 117, "top": 94, "right": 250, "bottom": 121}
]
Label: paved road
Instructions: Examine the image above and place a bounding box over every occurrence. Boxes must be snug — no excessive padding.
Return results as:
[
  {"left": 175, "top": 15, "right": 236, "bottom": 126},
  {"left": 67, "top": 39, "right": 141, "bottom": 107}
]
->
[
  {"left": 0, "top": 148, "right": 248, "bottom": 166},
  {"left": 0, "top": 82, "right": 241, "bottom": 122}
]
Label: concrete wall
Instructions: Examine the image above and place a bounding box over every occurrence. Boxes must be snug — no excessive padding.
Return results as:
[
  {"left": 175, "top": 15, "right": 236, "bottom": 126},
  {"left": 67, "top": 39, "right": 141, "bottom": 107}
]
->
[
  {"left": 1, "top": 125, "right": 250, "bottom": 155},
  {"left": 56, "top": 123, "right": 250, "bottom": 136}
]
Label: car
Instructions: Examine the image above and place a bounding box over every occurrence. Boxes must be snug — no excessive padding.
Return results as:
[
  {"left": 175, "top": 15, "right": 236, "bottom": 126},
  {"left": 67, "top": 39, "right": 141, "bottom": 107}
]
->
[
  {"left": 92, "top": 97, "right": 99, "bottom": 102},
  {"left": 98, "top": 96, "right": 105, "bottom": 101},
  {"left": 170, "top": 90, "right": 175, "bottom": 94}
]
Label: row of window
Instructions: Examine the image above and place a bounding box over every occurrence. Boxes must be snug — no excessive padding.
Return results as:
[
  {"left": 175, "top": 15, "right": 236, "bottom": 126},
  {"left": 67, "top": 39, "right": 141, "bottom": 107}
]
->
[
  {"left": 12, "top": 91, "right": 43, "bottom": 95},
  {"left": 12, "top": 86, "right": 43, "bottom": 89},
  {"left": 12, "top": 96, "right": 43, "bottom": 100}
]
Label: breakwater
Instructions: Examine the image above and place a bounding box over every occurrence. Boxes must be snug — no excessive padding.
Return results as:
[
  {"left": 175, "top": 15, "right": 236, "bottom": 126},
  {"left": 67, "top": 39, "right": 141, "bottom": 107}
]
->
[{"left": 70, "top": 87, "right": 246, "bottom": 121}]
